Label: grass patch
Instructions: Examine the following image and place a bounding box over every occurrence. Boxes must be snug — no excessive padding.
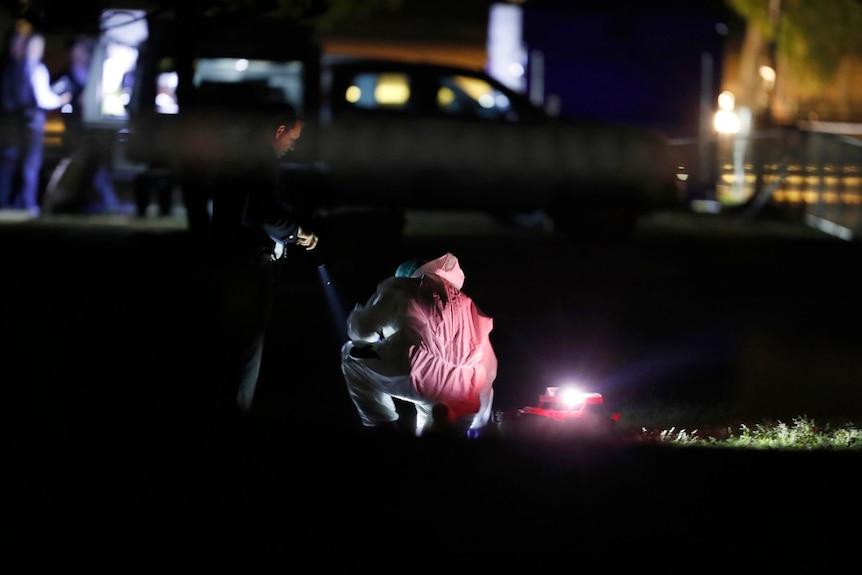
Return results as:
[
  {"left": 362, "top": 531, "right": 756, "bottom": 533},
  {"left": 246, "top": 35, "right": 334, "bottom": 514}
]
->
[
  {"left": 614, "top": 399, "right": 862, "bottom": 450},
  {"left": 655, "top": 415, "right": 862, "bottom": 450}
]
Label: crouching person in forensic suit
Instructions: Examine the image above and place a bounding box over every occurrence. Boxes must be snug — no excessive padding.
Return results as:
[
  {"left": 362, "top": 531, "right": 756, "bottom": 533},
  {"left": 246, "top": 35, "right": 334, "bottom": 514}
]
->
[{"left": 341, "top": 253, "right": 497, "bottom": 437}]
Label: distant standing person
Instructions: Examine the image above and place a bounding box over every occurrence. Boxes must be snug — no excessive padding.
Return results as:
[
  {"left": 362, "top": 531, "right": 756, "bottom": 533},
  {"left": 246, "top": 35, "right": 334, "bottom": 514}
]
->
[
  {"left": 204, "top": 102, "right": 320, "bottom": 427},
  {"left": 0, "top": 19, "right": 30, "bottom": 210},
  {"left": 44, "top": 34, "right": 122, "bottom": 214},
  {"left": 0, "top": 29, "right": 71, "bottom": 215}
]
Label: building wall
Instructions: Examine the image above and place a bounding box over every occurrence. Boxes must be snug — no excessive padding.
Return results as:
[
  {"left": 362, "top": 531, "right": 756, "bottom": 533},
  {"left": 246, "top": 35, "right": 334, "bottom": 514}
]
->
[
  {"left": 319, "top": 0, "right": 492, "bottom": 70},
  {"left": 320, "top": 37, "right": 487, "bottom": 70}
]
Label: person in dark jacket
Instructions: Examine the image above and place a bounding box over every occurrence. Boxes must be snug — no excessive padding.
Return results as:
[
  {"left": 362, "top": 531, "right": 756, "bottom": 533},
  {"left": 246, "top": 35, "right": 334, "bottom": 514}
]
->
[
  {"left": 44, "top": 34, "right": 122, "bottom": 214},
  {"left": 203, "top": 102, "right": 319, "bottom": 425},
  {"left": 0, "top": 28, "right": 71, "bottom": 215},
  {"left": 0, "top": 20, "right": 30, "bottom": 209}
]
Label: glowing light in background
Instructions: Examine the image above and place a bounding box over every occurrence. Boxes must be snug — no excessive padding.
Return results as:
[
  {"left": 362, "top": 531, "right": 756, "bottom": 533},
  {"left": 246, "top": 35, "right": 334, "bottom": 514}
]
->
[
  {"left": 713, "top": 90, "right": 739, "bottom": 134},
  {"left": 345, "top": 85, "right": 361, "bottom": 103},
  {"left": 759, "top": 65, "right": 776, "bottom": 86},
  {"left": 487, "top": 2, "right": 527, "bottom": 92},
  {"left": 155, "top": 72, "right": 179, "bottom": 114},
  {"left": 506, "top": 62, "right": 524, "bottom": 79},
  {"left": 373, "top": 74, "right": 410, "bottom": 105},
  {"left": 437, "top": 86, "right": 455, "bottom": 107},
  {"left": 101, "top": 43, "right": 138, "bottom": 117}
]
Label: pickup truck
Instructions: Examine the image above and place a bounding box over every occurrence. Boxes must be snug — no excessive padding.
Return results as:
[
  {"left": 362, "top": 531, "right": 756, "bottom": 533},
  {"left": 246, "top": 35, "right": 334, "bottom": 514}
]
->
[{"left": 71, "top": 10, "right": 682, "bottom": 239}]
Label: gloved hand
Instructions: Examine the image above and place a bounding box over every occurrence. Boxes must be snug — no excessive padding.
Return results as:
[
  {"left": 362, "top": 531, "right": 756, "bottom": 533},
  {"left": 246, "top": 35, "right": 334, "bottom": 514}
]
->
[{"left": 296, "top": 226, "right": 318, "bottom": 250}]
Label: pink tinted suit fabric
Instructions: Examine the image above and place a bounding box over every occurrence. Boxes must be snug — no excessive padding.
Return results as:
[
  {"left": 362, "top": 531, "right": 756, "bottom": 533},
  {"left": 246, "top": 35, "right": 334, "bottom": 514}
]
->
[{"left": 341, "top": 253, "right": 497, "bottom": 435}]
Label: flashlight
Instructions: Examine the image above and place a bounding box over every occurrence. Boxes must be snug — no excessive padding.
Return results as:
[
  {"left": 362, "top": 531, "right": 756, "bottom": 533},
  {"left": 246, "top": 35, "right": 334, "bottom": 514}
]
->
[{"left": 317, "top": 261, "right": 347, "bottom": 342}]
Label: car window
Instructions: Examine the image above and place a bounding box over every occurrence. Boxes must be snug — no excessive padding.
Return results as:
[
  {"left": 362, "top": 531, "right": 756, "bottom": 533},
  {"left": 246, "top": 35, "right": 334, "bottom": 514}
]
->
[
  {"left": 327, "top": 64, "right": 538, "bottom": 123},
  {"left": 194, "top": 58, "right": 305, "bottom": 108},
  {"left": 436, "top": 74, "right": 514, "bottom": 121},
  {"left": 340, "top": 71, "right": 413, "bottom": 112},
  {"left": 145, "top": 57, "right": 306, "bottom": 115}
]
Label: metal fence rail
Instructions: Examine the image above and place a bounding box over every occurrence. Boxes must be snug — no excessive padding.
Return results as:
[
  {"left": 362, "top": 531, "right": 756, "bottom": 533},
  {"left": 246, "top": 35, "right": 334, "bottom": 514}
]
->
[{"left": 674, "top": 127, "right": 862, "bottom": 240}]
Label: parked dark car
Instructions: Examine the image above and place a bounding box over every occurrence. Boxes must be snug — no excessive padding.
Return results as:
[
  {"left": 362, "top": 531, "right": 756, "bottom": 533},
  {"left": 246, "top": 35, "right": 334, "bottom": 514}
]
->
[
  {"left": 308, "top": 56, "right": 681, "bottom": 236},
  {"left": 72, "top": 10, "right": 681, "bottom": 238}
]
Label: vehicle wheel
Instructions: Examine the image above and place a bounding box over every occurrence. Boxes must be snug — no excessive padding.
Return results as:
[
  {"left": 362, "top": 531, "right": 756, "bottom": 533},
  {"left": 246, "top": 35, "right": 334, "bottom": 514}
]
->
[{"left": 42, "top": 156, "right": 84, "bottom": 214}]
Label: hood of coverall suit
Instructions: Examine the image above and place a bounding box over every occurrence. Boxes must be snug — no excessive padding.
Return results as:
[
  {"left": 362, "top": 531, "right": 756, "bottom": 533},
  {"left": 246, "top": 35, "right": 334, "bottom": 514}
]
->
[{"left": 411, "top": 252, "right": 465, "bottom": 290}]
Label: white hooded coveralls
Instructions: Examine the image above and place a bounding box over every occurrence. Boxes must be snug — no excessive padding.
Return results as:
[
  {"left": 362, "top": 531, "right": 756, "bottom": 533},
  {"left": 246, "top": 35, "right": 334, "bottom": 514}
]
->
[{"left": 341, "top": 253, "right": 497, "bottom": 435}]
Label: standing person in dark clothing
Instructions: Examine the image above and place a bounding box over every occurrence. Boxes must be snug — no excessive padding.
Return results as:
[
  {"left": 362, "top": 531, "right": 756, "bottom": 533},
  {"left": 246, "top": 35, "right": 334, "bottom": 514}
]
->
[
  {"left": 205, "top": 102, "right": 319, "bottom": 427},
  {"left": 0, "top": 20, "right": 32, "bottom": 210},
  {"left": 44, "top": 34, "right": 122, "bottom": 214},
  {"left": 0, "top": 29, "right": 71, "bottom": 215}
]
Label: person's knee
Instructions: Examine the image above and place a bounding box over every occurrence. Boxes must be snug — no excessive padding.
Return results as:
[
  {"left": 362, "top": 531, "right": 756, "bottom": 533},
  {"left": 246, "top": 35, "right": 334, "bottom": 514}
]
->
[{"left": 341, "top": 340, "right": 353, "bottom": 359}]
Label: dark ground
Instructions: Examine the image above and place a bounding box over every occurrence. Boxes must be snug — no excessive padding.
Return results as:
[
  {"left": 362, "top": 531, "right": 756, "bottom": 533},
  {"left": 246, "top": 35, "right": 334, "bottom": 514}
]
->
[{"left": 2, "top": 208, "right": 861, "bottom": 566}]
